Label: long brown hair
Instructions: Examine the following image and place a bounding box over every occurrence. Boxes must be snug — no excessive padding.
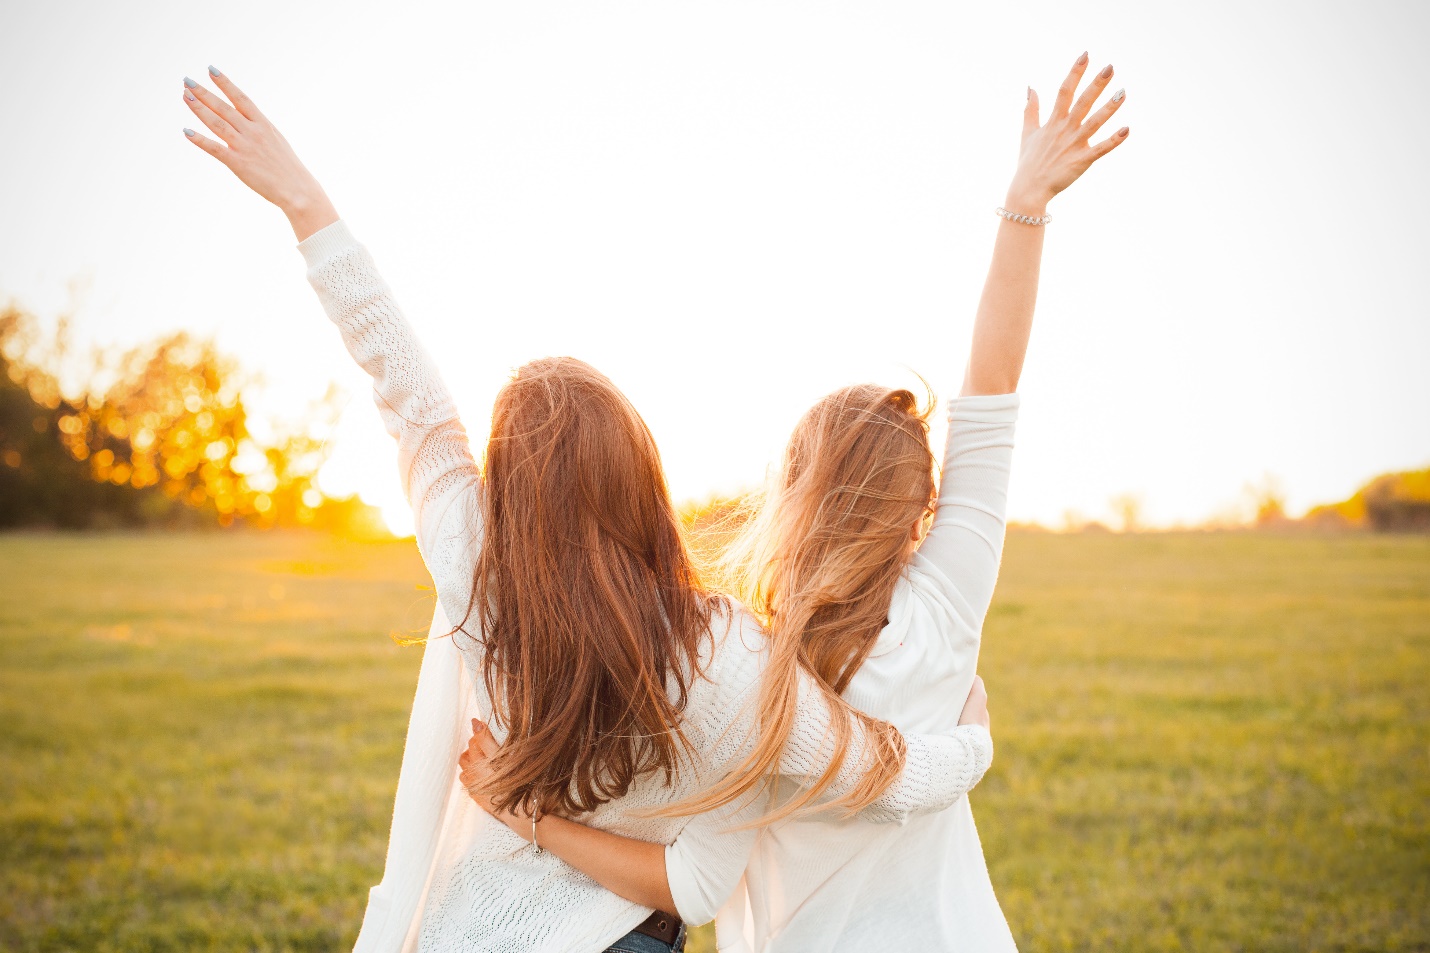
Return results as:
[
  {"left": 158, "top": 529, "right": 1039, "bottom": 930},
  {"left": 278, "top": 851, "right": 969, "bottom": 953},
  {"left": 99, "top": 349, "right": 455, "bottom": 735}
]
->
[
  {"left": 464, "top": 357, "right": 714, "bottom": 818},
  {"left": 677, "top": 384, "right": 936, "bottom": 823}
]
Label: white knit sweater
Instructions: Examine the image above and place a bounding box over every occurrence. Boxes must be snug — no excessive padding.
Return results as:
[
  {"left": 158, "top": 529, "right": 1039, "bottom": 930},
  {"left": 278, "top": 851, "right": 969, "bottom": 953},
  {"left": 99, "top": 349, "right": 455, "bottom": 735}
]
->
[
  {"left": 297, "top": 221, "right": 995, "bottom": 953},
  {"left": 666, "top": 397, "right": 1023, "bottom": 952}
]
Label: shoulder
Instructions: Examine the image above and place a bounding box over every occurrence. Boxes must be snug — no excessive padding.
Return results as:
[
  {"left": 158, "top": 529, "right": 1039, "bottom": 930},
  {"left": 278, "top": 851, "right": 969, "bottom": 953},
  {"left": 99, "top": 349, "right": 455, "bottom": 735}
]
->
[
  {"left": 897, "top": 555, "right": 979, "bottom": 635},
  {"left": 426, "top": 475, "right": 484, "bottom": 548},
  {"left": 690, "top": 597, "right": 769, "bottom": 707},
  {"left": 904, "top": 551, "right": 955, "bottom": 595}
]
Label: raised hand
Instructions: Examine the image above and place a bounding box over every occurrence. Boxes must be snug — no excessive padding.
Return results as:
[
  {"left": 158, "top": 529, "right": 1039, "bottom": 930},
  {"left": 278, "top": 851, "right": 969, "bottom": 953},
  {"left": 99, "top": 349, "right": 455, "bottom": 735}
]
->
[
  {"left": 1008, "top": 52, "right": 1129, "bottom": 211},
  {"left": 181, "top": 67, "right": 339, "bottom": 240}
]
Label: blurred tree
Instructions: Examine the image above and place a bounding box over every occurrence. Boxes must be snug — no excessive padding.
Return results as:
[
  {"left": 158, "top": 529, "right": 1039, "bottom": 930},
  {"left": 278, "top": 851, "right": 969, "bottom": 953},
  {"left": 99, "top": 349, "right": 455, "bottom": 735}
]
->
[
  {"left": 0, "top": 304, "right": 385, "bottom": 534},
  {"left": 1304, "top": 467, "right": 1430, "bottom": 532},
  {"left": 1246, "top": 474, "right": 1289, "bottom": 527},
  {"left": 1109, "top": 492, "right": 1143, "bottom": 533},
  {"left": 0, "top": 307, "right": 153, "bottom": 527},
  {"left": 1362, "top": 470, "right": 1430, "bottom": 531}
]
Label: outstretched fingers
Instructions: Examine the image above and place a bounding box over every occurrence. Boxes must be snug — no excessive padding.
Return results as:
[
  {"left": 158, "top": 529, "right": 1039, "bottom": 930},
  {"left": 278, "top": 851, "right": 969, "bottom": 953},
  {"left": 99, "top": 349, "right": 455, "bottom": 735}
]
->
[
  {"left": 1090, "top": 125, "right": 1132, "bottom": 160},
  {"left": 182, "top": 126, "right": 229, "bottom": 164},
  {"left": 206, "top": 66, "right": 265, "bottom": 122},
  {"left": 1023, "top": 86, "right": 1040, "bottom": 139},
  {"left": 183, "top": 83, "right": 240, "bottom": 144},
  {"left": 184, "top": 78, "right": 244, "bottom": 134},
  {"left": 1052, "top": 51, "right": 1090, "bottom": 118},
  {"left": 1069, "top": 63, "right": 1114, "bottom": 125},
  {"left": 1082, "top": 87, "right": 1126, "bottom": 140}
]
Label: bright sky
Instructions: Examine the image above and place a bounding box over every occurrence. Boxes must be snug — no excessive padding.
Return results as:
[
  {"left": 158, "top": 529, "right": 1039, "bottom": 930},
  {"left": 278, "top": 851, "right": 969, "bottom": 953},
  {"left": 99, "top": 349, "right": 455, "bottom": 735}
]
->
[{"left": 2, "top": 0, "right": 1427, "bottom": 535}]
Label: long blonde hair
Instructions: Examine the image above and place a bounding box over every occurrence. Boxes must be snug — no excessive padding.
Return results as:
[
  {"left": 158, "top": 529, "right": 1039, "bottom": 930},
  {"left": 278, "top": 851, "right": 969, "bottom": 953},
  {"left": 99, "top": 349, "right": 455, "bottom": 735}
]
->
[{"left": 677, "top": 384, "right": 938, "bottom": 823}]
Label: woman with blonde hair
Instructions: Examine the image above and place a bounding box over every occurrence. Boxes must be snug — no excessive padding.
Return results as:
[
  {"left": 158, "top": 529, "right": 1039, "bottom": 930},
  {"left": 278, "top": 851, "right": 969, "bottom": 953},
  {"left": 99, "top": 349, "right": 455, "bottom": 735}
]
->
[
  {"left": 179, "top": 65, "right": 996, "bottom": 953},
  {"left": 461, "top": 51, "right": 1129, "bottom": 951}
]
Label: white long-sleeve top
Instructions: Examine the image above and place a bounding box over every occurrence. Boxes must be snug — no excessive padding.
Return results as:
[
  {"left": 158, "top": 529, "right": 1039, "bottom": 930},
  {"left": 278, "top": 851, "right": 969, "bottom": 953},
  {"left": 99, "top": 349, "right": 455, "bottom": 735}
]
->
[
  {"left": 297, "top": 221, "right": 996, "bottom": 953},
  {"left": 665, "top": 394, "right": 1022, "bottom": 953}
]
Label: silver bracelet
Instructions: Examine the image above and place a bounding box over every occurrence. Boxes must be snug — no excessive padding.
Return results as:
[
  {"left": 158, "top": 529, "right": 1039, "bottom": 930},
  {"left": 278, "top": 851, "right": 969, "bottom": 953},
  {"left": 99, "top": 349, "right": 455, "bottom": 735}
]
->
[{"left": 996, "top": 206, "right": 1051, "bottom": 226}]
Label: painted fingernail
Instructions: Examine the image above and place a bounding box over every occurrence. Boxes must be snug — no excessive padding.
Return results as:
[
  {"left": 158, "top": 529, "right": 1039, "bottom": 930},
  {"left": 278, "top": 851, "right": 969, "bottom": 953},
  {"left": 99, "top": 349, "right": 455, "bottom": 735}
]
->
[
  {"left": 1099, "top": 65, "right": 1113, "bottom": 80},
  {"left": 208, "top": 65, "right": 221, "bottom": 77},
  {"left": 1076, "top": 51, "right": 1089, "bottom": 66},
  {"left": 184, "top": 92, "right": 196, "bottom": 102},
  {"left": 183, "top": 127, "right": 196, "bottom": 137},
  {"left": 1118, "top": 126, "right": 1129, "bottom": 137},
  {"left": 1111, "top": 88, "right": 1125, "bottom": 103},
  {"left": 183, "top": 76, "right": 197, "bottom": 89}
]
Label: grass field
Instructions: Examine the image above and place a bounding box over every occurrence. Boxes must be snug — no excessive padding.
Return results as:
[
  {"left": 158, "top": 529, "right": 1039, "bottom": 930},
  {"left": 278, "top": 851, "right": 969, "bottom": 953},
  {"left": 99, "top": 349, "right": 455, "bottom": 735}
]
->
[{"left": 0, "top": 531, "right": 1426, "bottom": 951}]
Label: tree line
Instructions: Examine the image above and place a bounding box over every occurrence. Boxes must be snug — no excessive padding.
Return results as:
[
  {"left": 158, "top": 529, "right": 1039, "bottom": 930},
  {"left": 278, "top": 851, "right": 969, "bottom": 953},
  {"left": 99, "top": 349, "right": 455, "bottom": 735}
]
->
[
  {"left": 0, "top": 304, "right": 385, "bottom": 534},
  {"left": 1303, "top": 469, "right": 1430, "bottom": 533}
]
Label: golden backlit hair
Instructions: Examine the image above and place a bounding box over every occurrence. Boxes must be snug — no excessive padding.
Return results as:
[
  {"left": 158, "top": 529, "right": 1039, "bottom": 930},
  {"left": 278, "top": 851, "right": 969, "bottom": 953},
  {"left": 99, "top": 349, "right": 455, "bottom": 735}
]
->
[{"left": 674, "top": 384, "right": 937, "bottom": 824}]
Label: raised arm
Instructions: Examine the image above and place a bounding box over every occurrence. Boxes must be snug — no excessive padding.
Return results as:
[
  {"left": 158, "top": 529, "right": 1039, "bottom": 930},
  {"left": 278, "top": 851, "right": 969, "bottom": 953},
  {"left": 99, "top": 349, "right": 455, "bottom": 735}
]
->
[
  {"left": 918, "top": 53, "right": 1129, "bottom": 624},
  {"left": 915, "top": 394, "right": 1019, "bottom": 629},
  {"left": 298, "top": 225, "right": 483, "bottom": 624},
  {"left": 962, "top": 51, "right": 1129, "bottom": 398},
  {"left": 181, "top": 69, "right": 482, "bottom": 623}
]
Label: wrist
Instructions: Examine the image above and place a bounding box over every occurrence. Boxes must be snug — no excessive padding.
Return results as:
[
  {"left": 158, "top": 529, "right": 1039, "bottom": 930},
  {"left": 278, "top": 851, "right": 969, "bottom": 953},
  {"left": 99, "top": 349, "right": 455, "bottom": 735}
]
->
[
  {"left": 502, "top": 805, "right": 534, "bottom": 840},
  {"left": 281, "top": 185, "right": 339, "bottom": 242},
  {"left": 1003, "top": 183, "right": 1051, "bottom": 217}
]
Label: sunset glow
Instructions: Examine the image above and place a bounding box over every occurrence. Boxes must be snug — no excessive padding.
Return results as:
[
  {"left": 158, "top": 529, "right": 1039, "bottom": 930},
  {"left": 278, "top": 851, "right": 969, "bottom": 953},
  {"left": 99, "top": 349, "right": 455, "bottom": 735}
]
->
[{"left": 2, "top": 1, "right": 1426, "bottom": 534}]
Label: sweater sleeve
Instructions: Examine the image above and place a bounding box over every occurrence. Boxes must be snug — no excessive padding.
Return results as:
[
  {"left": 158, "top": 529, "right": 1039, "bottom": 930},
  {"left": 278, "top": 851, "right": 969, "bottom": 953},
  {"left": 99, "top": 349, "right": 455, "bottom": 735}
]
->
[
  {"left": 299, "top": 221, "right": 482, "bottom": 631},
  {"left": 662, "top": 699, "right": 992, "bottom": 924},
  {"left": 705, "top": 617, "right": 996, "bottom": 822},
  {"left": 664, "top": 792, "right": 765, "bottom": 926},
  {"left": 773, "top": 666, "right": 995, "bottom": 822},
  {"left": 913, "top": 393, "right": 1019, "bottom": 633},
  {"left": 661, "top": 618, "right": 993, "bottom": 923}
]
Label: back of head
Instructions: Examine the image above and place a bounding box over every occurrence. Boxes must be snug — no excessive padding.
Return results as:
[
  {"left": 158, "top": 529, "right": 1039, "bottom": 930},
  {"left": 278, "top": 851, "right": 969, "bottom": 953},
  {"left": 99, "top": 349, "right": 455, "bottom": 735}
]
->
[
  {"left": 470, "top": 356, "right": 713, "bottom": 818},
  {"left": 750, "top": 383, "right": 935, "bottom": 691},
  {"left": 683, "top": 384, "right": 936, "bottom": 823}
]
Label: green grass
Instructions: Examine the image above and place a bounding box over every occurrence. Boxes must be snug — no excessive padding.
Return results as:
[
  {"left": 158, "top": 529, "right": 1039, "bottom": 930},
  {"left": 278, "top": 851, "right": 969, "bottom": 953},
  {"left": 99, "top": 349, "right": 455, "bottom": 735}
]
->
[
  {"left": 1, "top": 532, "right": 1426, "bottom": 951},
  {"left": 979, "top": 533, "right": 1429, "bottom": 951}
]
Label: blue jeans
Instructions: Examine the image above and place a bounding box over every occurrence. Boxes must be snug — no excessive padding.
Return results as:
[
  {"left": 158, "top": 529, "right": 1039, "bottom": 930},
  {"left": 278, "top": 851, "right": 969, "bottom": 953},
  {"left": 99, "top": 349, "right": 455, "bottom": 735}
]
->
[{"left": 603, "top": 921, "right": 686, "bottom": 953}]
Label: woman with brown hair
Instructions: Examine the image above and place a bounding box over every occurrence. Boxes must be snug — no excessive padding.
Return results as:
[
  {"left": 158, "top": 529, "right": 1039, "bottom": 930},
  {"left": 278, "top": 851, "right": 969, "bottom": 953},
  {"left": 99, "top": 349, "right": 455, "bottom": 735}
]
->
[
  {"left": 180, "top": 67, "right": 994, "bottom": 953},
  {"left": 460, "top": 51, "right": 1129, "bottom": 951}
]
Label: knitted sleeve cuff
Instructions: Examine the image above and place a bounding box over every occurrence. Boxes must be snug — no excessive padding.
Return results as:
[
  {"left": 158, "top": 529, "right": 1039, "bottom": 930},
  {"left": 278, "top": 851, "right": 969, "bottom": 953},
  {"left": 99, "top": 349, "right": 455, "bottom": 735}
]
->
[
  {"left": 955, "top": 723, "right": 995, "bottom": 779},
  {"left": 297, "top": 219, "right": 361, "bottom": 270},
  {"left": 946, "top": 392, "right": 1021, "bottom": 423}
]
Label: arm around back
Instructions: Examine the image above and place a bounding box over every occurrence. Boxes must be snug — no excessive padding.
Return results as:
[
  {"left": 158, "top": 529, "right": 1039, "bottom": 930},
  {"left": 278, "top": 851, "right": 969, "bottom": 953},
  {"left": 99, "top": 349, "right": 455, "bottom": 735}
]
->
[{"left": 704, "top": 623, "right": 997, "bottom": 824}]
